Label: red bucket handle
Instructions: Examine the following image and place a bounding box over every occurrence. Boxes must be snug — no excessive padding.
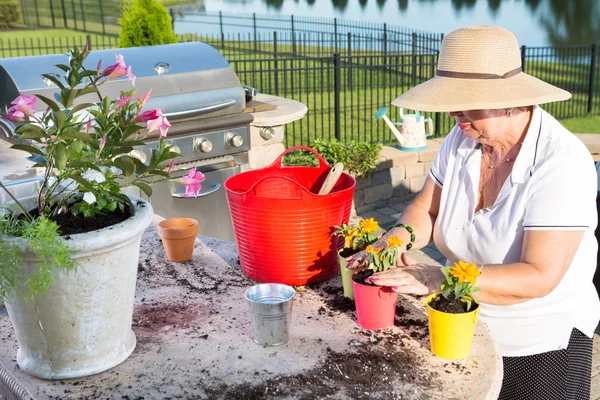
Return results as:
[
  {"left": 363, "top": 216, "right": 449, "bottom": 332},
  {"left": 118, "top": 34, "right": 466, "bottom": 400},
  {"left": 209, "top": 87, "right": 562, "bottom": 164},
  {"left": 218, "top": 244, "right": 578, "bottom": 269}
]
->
[{"left": 268, "top": 146, "right": 330, "bottom": 171}]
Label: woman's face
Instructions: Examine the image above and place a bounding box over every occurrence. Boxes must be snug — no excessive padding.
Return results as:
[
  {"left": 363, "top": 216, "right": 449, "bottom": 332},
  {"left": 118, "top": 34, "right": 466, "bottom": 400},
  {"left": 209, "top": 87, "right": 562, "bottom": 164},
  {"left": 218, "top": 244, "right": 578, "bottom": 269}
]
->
[{"left": 448, "top": 109, "right": 506, "bottom": 141}]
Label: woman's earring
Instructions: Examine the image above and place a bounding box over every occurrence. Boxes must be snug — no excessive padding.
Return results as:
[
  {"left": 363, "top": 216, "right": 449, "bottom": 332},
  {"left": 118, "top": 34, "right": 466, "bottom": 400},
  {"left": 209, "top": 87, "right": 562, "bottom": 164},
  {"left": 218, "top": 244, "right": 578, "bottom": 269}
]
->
[{"left": 507, "top": 108, "right": 513, "bottom": 118}]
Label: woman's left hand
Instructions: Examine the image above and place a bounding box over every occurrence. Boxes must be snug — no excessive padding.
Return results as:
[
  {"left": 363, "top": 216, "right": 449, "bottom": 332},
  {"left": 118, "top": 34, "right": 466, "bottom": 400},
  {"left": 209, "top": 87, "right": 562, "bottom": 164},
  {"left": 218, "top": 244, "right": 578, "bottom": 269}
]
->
[{"left": 365, "top": 254, "right": 445, "bottom": 296}]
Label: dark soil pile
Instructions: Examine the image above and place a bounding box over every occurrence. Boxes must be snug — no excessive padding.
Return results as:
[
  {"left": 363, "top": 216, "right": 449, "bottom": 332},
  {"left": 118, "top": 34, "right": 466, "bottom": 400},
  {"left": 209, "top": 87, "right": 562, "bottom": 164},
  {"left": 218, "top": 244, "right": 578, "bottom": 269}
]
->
[{"left": 428, "top": 293, "right": 477, "bottom": 314}]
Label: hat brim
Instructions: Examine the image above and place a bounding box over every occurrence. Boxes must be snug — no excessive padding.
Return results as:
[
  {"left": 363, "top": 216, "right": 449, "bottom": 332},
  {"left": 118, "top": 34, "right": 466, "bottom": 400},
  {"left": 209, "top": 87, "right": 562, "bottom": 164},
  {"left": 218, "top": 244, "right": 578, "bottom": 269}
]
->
[{"left": 391, "top": 72, "right": 571, "bottom": 112}]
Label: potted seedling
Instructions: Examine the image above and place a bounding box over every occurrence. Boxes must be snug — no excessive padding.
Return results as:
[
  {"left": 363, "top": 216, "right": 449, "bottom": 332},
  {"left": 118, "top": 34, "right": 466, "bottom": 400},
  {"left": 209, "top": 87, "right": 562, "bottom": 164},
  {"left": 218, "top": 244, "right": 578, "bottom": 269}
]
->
[
  {"left": 351, "top": 235, "right": 404, "bottom": 330},
  {"left": 333, "top": 217, "right": 380, "bottom": 299},
  {"left": 426, "top": 260, "right": 482, "bottom": 360}
]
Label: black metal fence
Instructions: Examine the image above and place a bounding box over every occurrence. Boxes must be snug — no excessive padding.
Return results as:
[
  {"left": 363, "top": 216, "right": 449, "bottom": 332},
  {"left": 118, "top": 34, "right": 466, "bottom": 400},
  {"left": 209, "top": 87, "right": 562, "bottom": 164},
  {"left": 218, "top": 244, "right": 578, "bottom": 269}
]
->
[{"left": 1, "top": 32, "right": 599, "bottom": 146}]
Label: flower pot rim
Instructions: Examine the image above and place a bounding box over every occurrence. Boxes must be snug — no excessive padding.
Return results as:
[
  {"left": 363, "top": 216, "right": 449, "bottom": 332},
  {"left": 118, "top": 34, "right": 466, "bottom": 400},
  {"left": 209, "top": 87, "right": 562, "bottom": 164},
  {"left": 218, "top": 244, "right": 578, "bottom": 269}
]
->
[
  {"left": 1, "top": 195, "right": 153, "bottom": 256},
  {"left": 157, "top": 217, "right": 199, "bottom": 231},
  {"left": 425, "top": 292, "right": 480, "bottom": 315}
]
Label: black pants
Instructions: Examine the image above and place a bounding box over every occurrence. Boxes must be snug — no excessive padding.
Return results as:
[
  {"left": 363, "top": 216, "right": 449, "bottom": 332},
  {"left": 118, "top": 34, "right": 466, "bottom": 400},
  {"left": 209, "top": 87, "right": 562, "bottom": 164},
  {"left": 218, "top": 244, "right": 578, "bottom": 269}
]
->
[
  {"left": 593, "top": 194, "right": 600, "bottom": 306},
  {"left": 498, "top": 328, "right": 593, "bottom": 400}
]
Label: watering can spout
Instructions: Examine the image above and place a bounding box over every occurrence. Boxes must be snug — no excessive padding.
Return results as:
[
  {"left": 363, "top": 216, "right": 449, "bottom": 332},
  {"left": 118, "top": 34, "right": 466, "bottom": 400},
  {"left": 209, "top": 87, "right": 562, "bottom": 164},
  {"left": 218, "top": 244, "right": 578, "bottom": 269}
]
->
[{"left": 375, "top": 107, "right": 404, "bottom": 145}]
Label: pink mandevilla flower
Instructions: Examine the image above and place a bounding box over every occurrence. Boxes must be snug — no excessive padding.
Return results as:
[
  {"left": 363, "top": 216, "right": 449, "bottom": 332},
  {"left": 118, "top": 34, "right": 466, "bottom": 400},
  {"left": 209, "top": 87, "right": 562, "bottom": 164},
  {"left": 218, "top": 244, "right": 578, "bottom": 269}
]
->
[
  {"left": 102, "top": 54, "right": 127, "bottom": 80},
  {"left": 4, "top": 94, "right": 37, "bottom": 121},
  {"left": 139, "top": 89, "right": 152, "bottom": 108},
  {"left": 178, "top": 168, "right": 206, "bottom": 198},
  {"left": 135, "top": 109, "right": 159, "bottom": 123},
  {"left": 126, "top": 66, "right": 136, "bottom": 87},
  {"left": 146, "top": 108, "right": 170, "bottom": 138},
  {"left": 114, "top": 93, "right": 132, "bottom": 110}
]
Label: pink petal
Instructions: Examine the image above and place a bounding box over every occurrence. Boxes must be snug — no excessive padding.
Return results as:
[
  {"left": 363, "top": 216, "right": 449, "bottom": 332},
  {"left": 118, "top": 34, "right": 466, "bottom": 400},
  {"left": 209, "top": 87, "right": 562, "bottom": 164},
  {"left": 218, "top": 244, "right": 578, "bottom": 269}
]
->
[
  {"left": 126, "top": 66, "right": 136, "bottom": 87},
  {"left": 141, "top": 89, "right": 152, "bottom": 107}
]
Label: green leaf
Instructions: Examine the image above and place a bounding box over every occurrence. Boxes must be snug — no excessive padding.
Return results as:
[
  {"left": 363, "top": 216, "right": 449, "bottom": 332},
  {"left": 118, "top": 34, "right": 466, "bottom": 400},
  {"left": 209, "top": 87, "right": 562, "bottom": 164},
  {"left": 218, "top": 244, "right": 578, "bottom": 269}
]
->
[
  {"left": 69, "top": 102, "right": 94, "bottom": 116},
  {"left": 41, "top": 73, "right": 65, "bottom": 89},
  {"left": 36, "top": 94, "right": 60, "bottom": 112},
  {"left": 55, "top": 64, "right": 70, "bottom": 73},
  {"left": 106, "top": 201, "right": 117, "bottom": 212},
  {"left": 60, "top": 129, "right": 94, "bottom": 143},
  {"left": 147, "top": 169, "right": 169, "bottom": 177},
  {"left": 54, "top": 142, "right": 67, "bottom": 171},
  {"left": 113, "top": 156, "right": 135, "bottom": 177},
  {"left": 71, "top": 139, "right": 84, "bottom": 153},
  {"left": 11, "top": 144, "right": 44, "bottom": 156},
  {"left": 15, "top": 124, "right": 47, "bottom": 138},
  {"left": 113, "top": 193, "right": 135, "bottom": 216},
  {"left": 77, "top": 86, "right": 99, "bottom": 98},
  {"left": 54, "top": 111, "right": 67, "bottom": 129},
  {"left": 69, "top": 174, "right": 95, "bottom": 192},
  {"left": 67, "top": 160, "right": 100, "bottom": 170},
  {"left": 133, "top": 181, "right": 153, "bottom": 197}
]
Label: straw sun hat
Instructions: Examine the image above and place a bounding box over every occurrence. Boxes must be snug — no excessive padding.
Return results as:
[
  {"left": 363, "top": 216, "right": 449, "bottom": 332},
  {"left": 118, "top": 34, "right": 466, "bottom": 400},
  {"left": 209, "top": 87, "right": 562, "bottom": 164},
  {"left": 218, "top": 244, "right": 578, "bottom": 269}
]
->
[{"left": 392, "top": 25, "right": 571, "bottom": 112}]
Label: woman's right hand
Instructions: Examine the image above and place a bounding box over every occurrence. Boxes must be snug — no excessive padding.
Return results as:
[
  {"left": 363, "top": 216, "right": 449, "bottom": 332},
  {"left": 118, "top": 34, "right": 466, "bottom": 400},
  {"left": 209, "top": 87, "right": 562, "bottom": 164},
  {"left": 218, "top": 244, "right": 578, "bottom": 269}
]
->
[{"left": 345, "top": 237, "right": 410, "bottom": 269}]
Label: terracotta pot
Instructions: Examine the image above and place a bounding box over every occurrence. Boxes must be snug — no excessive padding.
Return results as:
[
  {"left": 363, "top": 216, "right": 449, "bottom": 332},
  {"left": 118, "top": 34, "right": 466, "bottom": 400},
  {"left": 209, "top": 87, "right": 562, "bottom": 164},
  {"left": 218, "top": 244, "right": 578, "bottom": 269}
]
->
[
  {"left": 352, "top": 271, "right": 398, "bottom": 330},
  {"left": 157, "top": 218, "right": 199, "bottom": 262}
]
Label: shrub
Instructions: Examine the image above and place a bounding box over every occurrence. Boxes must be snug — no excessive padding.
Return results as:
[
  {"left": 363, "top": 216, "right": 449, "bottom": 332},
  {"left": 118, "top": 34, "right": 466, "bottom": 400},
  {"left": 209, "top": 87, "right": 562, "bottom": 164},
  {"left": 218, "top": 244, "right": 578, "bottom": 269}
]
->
[
  {"left": 0, "top": 0, "right": 21, "bottom": 28},
  {"left": 119, "top": 0, "right": 178, "bottom": 48}
]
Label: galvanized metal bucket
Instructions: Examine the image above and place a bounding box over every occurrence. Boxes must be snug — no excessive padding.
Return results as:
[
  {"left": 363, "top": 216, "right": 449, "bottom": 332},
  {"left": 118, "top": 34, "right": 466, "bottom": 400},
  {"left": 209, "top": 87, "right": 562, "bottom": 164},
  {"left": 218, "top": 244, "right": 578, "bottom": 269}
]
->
[{"left": 244, "top": 283, "right": 295, "bottom": 346}]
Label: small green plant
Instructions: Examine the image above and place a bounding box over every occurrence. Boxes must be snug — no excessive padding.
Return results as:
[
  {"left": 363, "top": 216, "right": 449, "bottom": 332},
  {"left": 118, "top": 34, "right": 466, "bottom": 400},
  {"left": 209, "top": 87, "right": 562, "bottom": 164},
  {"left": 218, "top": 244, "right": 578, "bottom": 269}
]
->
[
  {"left": 281, "top": 150, "right": 319, "bottom": 167},
  {"left": 364, "top": 235, "right": 403, "bottom": 273},
  {"left": 333, "top": 217, "right": 380, "bottom": 252},
  {"left": 312, "top": 138, "right": 382, "bottom": 177},
  {"left": 119, "top": 0, "right": 178, "bottom": 48},
  {"left": 0, "top": 213, "right": 76, "bottom": 302},
  {"left": 0, "top": 0, "right": 21, "bottom": 29},
  {"left": 439, "top": 260, "right": 482, "bottom": 311}
]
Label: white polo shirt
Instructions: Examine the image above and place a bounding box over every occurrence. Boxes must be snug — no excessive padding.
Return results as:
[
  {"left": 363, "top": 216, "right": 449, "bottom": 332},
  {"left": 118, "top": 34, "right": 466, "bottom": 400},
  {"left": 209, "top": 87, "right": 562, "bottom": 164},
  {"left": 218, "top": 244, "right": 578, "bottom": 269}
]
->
[{"left": 430, "top": 106, "right": 600, "bottom": 357}]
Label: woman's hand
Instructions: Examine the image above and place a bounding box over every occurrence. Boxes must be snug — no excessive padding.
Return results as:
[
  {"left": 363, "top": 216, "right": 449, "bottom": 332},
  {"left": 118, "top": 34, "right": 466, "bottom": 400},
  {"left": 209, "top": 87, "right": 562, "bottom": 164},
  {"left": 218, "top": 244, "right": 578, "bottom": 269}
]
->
[
  {"left": 345, "top": 236, "right": 409, "bottom": 269},
  {"left": 365, "top": 254, "right": 445, "bottom": 296}
]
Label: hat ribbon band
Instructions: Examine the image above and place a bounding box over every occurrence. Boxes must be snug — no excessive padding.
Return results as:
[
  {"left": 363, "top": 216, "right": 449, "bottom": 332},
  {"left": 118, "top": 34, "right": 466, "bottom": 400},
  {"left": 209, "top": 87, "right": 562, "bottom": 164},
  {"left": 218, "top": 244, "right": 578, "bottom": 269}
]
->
[{"left": 436, "top": 67, "right": 522, "bottom": 79}]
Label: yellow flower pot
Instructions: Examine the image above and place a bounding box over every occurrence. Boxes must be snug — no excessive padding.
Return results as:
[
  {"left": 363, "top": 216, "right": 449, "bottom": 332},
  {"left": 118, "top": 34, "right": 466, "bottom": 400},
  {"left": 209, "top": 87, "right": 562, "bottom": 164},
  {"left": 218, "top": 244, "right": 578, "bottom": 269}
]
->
[{"left": 425, "top": 292, "right": 480, "bottom": 360}]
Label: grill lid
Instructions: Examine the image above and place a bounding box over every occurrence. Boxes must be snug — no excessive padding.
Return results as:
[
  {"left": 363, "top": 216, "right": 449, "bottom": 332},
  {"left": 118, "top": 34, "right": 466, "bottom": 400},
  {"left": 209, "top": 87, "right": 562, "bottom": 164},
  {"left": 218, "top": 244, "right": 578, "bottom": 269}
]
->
[{"left": 0, "top": 42, "right": 245, "bottom": 121}]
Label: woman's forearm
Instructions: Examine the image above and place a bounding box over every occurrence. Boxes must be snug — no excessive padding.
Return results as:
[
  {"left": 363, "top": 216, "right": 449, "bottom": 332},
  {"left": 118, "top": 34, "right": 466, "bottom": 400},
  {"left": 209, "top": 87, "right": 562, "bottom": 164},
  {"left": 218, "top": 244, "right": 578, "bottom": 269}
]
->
[
  {"left": 477, "top": 263, "right": 551, "bottom": 305},
  {"left": 385, "top": 201, "right": 436, "bottom": 251}
]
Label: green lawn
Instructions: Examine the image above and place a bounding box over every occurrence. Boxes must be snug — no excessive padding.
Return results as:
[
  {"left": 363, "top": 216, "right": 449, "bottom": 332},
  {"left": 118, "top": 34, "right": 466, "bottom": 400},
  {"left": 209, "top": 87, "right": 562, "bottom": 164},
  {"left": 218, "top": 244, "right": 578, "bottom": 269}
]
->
[{"left": 560, "top": 115, "right": 600, "bottom": 134}]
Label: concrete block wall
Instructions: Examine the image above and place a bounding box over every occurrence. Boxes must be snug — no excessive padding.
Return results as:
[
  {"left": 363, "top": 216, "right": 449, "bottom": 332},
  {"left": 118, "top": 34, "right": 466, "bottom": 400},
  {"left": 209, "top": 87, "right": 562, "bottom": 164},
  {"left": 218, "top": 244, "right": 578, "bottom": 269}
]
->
[{"left": 351, "top": 139, "right": 443, "bottom": 218}]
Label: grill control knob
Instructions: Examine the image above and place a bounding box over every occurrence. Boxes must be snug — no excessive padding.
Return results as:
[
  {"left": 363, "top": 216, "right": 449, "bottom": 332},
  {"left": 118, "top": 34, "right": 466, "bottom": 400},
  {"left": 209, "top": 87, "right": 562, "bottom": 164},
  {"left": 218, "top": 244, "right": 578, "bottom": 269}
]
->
[
  {"left": 194, "top": 138, "right": 213, "bottom": 153},
  {"left": 226, "top": 133, "right": 244, "bottom": 148},
  {"left": 259, "top": 126, "right": 275, "bottom": 141}
]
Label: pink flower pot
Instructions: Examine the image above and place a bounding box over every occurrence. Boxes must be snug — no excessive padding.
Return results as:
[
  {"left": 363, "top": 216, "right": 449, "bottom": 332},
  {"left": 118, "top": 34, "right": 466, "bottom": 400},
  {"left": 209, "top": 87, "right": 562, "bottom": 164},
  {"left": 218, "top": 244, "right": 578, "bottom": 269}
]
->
[{"left": 352, "top": 272, "right": 398, "bottom": 330}]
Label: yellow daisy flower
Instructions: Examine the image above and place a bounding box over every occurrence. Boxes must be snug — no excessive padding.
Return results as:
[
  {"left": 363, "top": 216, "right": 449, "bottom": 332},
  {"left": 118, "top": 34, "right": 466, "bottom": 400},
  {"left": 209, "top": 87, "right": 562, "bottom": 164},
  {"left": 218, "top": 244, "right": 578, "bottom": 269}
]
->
[
  {"left": 359, "top": 218, "right": 379, "bottom": 234},
  {"left": 386, "top": 236, "right": 403, "bottom": 248},
  {"left": 450, "top": 260, "right": 481, "bottom": 284}
]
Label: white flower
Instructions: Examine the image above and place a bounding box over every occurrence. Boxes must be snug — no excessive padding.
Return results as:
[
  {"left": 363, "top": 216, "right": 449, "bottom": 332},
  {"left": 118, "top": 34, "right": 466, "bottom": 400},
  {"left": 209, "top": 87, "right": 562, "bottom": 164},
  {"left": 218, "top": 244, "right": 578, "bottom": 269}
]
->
[
  {"left": 82, "top": 169, "right": 105, "bottom": 183},
  {"left": 83, "top": 192, "right": 96, "bottom": 204}
]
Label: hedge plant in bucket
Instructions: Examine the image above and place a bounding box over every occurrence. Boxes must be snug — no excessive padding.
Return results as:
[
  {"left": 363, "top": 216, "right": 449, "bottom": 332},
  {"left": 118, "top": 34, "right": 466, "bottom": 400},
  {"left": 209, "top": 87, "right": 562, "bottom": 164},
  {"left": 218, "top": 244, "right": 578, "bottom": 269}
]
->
[
  {"left": 426, "top": 261, "right": 482, "bottom": 360},
  {"left": 0, "top": 44, "right": 182, "bottom": 379},
  {"left": 333, "top": 217, "right": 380, "bottom": 299},
  {"left": 351, "top": 236, "right": 404, "bottom": 330}
]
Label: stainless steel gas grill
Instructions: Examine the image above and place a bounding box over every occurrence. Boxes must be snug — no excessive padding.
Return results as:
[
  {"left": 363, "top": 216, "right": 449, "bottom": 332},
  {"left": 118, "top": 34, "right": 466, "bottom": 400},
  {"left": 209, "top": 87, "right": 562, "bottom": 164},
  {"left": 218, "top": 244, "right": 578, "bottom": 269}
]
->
[{"left": 0, "top": 42, "right": 253, "bottom": 241}]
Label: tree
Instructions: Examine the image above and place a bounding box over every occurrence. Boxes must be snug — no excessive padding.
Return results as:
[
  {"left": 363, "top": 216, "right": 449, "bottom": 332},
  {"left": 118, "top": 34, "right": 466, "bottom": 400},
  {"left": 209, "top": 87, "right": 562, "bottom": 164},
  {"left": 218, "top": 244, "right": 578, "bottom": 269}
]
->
[
  {"left": 0, "top": 0, "right": 21, "bottom": 29},
  {"left": 119, "top": 0, "right": 178, "bottom": 48}
]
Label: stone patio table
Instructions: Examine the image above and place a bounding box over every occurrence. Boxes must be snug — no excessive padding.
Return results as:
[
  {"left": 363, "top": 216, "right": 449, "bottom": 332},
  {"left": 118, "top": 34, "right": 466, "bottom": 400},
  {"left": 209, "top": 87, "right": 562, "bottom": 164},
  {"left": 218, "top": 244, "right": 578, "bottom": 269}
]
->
[{"left": 0, "top": 222, "right": 503, "bottom": 399}]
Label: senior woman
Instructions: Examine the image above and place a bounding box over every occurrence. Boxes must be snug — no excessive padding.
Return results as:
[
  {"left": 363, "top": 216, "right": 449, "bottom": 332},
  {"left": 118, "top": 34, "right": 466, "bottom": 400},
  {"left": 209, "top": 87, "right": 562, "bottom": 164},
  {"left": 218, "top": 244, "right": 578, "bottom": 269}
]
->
[{"left": 348, "top": 26, "right": 600, "bottom": 399}]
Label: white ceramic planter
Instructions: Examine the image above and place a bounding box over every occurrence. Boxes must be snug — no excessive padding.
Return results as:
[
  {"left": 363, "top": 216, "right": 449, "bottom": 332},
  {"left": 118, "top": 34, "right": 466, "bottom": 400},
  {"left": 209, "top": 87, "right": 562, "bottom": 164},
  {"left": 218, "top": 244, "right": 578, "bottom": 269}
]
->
[{"left": 3, "top": 195, "right": 153, "bottom": 379}]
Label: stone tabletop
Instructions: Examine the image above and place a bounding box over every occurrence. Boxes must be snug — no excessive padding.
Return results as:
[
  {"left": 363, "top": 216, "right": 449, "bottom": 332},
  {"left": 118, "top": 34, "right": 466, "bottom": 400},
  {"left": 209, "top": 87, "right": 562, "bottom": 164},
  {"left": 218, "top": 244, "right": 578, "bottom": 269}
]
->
[
  {"left": 0, "top": 225, "right": 502, "bottom": 400},
  {"left": 248, "top": 93, "right": 308, "bottom": 127}
]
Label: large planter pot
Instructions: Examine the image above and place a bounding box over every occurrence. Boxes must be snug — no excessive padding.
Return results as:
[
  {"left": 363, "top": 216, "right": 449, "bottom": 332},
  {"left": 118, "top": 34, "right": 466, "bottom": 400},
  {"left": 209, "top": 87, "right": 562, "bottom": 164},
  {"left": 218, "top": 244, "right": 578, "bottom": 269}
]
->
[
  {"left": 338, "top": 249, "right": 366, "bottom": 300},
  {"left": 425, "top": 292, "right": 480, "bottom": 360},
  {"left": 2, "top": 195, "right": 153, "bottom": 379},
  {"left": 352, "top": 271, "right": 398, "bottom": 330}
]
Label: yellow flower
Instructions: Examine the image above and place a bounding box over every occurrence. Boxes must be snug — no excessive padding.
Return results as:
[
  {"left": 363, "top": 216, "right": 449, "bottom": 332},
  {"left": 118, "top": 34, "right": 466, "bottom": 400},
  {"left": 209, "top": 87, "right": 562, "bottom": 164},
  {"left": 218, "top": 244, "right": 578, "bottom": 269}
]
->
[
  {"left": 450, "top": 260, "right": 481, "bottom": 284},
  {"left": 359, "top": 218, "right": 379, "bottom": 234},
  {"left": 386, "top": 236, "right": 403, "bottom": 248},
  {"left": 344, "top": 227, "right": 360, "bottom": 248},
  {"left": 365, "top": 245, "right": 383, "bottom": 254}
]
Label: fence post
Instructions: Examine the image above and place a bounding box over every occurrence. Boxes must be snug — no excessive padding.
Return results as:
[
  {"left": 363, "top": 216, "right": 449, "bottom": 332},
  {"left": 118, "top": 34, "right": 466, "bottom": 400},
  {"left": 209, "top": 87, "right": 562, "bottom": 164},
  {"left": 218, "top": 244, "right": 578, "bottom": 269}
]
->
[
  {"left": 98, "top": 0, "right": 105, "bottom": 35},
  {"left": 588, "top": 43, "right": 597, "bottom": 113},
  {"left": 383, "top": 23, "right": 387, "bottom": 70},
  {"left": 169, "top": 8, "right": 175, "bottom": 32},
  {"left": 520, "top": 45, "right": 527, "bottom": 73},
  {"left": 274, "top": 31, "right": 279, "bottom": 96},
  {"left": 334, "top": 17, "right": 338, "bottom": 52},
  {"left": 334, "top": 52, "right": 341, "bottom": 141},
  {"left": 20, "top": 0, "right": 28, "bottom": 26},
  {"left": 49, "top": 0, "right": 56, "bottom": 28},
  {"left": 411, "top": 32, "right": 417, "bottom": 86},
  {"left": 347, "top": 32, "right": 352, "bottom": 90},
  {"left": 60, "top": 0, "right": 67, "bottom": 28},
  {"left": 86, "top": 34, "right": 92, "bottom": 50},
  {"left": 34, "top": 0, "right": 40, "bottom": 27},
  {"left": 253, "top": 13, "right": 257, "bottom": 52},
  {"left": 70, "top": 0, "right": 77, "bottom": 30},
  {"left": 79, "top": 0, "right": 86, "bottom": 31},
  {"left": 219, "top": 11, "right": 224, "bottom": 39},
  {"left": 291, "top": 15, "right": 296, "bottom": 56}
]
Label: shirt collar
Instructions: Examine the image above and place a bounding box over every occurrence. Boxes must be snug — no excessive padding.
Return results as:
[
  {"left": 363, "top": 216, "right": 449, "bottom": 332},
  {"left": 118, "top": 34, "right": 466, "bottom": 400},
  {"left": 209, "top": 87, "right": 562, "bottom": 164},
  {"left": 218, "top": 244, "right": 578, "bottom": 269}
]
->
[{"left": 511, "top": 105, "right": 543, "bottom": 184}]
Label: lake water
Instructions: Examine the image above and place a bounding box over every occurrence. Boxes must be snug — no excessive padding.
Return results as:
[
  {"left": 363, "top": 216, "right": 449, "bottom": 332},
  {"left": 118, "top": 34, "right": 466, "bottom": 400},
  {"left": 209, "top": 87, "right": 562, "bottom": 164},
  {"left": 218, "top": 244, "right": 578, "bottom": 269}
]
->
[{"left": 175, "top": 0, "right": 600, "bottom": 47}]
